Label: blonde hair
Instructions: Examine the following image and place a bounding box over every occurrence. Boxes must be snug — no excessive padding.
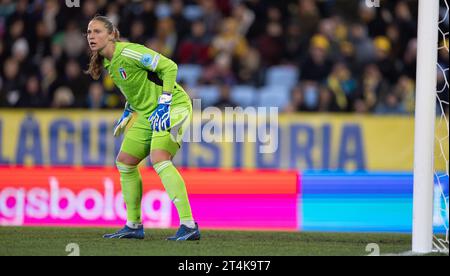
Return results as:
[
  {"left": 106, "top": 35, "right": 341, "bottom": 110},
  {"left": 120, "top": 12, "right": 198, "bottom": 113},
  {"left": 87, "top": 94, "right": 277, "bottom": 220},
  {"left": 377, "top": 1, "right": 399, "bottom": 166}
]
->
[{"left": 86, "top": 16, "right": 120, "bottom": 80}]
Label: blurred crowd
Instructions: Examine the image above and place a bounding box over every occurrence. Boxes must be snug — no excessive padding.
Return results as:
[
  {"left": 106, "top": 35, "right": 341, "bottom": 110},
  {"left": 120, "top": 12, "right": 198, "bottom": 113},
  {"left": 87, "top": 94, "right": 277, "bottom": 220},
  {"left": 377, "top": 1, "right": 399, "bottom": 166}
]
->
[{"left": 0, "top": 0, "right": 448, "bottom": 114}]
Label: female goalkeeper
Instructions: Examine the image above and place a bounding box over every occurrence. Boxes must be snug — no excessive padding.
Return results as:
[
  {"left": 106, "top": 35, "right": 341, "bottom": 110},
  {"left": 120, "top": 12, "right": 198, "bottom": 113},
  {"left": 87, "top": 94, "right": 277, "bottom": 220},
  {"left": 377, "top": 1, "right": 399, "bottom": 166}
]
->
[{"left": 86, "top": 16, "right": 199, "bottom": 241}]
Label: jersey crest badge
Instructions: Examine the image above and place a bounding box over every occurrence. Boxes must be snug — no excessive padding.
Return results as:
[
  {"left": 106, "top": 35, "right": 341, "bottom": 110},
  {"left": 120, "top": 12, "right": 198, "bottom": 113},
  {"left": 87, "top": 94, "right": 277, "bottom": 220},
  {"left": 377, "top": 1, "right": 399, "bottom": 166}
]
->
[
  {"left": 119, "top": 67, "right": 127, "bottom": 80},
  {"left": 141, "top": 54, "right": 153, "bottom": 67}
]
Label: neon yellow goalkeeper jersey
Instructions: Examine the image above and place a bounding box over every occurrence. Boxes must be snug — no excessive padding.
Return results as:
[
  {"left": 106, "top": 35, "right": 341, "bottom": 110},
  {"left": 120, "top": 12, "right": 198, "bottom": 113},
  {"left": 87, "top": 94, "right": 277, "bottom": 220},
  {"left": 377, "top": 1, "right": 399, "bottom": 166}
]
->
[{"left": 104, "top": 42, "right": 190, "bottom": 117}]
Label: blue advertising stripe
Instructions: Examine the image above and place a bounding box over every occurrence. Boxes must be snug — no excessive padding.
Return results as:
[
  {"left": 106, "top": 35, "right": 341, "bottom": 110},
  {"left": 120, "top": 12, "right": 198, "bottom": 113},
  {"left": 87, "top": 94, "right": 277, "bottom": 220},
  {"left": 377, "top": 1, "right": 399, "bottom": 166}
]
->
[
  {"left": 301, "top": 195, "right": 413, "bottom": 233},
  {"left": 299, "top": 171, "right": 449, "bottom": 233},
  {"left": 301, "top": 171, "right": 414, "bottom": 194}
]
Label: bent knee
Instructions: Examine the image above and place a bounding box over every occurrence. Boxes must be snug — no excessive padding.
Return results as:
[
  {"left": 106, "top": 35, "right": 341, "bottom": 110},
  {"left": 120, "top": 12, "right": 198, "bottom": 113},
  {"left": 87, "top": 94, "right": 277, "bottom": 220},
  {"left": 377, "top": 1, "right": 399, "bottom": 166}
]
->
[
  {"left": 150, "top": 150, "right": 172, "bottom": 165},
  {"left": 116, "top": 152, "right": 141, "bottom": 166}
]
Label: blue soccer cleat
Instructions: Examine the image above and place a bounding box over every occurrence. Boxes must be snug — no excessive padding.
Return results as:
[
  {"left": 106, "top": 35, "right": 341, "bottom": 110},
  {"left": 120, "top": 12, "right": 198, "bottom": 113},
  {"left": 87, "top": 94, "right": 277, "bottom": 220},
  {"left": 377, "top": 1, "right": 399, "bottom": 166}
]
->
[
  {"left": 167, "top": 223, "right": 201, "bottom": 241},
  {"left": 103, "top": 225, "right": 145, "bottom": 240}
]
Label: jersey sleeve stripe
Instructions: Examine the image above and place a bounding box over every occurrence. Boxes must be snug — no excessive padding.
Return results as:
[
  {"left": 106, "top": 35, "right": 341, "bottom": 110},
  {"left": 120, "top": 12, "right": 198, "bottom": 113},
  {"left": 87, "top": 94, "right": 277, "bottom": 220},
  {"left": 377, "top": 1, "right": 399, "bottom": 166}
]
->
[
  {"left": 122, "top": 50, "right": 142, "bottom": 59},
  {"left": 121, "top": 52, "right": 141, "bottom": 61},
  {"left": 121, "top": 53, "right": 140, "bottom": 61},
  {"left": 122, "top": 48, "right": 143, "bottom": 58},
  {"left": 122, "top": 52, "right": 141, "bottom": 59}
]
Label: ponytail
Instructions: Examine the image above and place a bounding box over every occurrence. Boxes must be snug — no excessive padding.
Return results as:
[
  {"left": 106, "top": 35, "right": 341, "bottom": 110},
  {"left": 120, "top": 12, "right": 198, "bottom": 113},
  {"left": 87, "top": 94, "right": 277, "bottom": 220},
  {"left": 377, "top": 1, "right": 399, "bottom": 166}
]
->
[
  {"left": 87, "top": 50, "right": 104, "bottom": 80},
  {"left": 113, "top": 27, "right": 121, "bottom": 42}
]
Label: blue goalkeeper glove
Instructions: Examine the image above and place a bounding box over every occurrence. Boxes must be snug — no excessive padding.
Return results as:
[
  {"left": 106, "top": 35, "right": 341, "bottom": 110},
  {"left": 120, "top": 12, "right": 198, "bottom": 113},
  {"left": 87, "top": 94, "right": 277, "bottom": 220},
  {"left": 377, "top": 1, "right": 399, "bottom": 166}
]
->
[
  {"left": 113, "top": 102, "right": 134, "bottom": 137},
  {"left": 149, "top": 93, "right": 172, "bottom": 132}
]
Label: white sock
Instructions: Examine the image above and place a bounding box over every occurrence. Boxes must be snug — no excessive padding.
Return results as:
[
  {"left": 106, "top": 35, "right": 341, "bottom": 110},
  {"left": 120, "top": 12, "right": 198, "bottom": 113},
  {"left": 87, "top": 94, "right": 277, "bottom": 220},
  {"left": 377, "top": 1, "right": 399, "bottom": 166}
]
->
[
  {"left": 126, "top": 221, "right": 142, "bottom": 229},
  {"left": 181, "top": 220, "right": 196, "bottom": 229}
]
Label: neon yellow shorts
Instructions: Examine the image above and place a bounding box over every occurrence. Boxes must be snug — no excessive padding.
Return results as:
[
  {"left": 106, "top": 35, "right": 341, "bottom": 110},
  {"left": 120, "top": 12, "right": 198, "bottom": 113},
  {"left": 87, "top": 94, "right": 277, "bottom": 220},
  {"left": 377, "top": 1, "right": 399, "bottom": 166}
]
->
[{"left": 120, "top": 101, "right": 192, "bottom": 161}]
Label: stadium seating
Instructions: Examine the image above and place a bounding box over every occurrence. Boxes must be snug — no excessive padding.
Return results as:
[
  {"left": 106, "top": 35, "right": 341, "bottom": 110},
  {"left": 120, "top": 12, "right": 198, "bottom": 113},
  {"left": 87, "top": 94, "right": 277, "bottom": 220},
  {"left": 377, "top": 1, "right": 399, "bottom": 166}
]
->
[
  {"left": 183, "top": 5, "right": 204, "bottom": 21},
  {"left": 177, "top": 64, "right": 203, "bottom": 87},
  {"left": 155, "top": 3, "right": 171, "bottom": 18},
  {"left": 194, "top": 85, "right": 221, "bottom": 108},
  {"left": 230, "top": 85, "right": 257, "bottom": 108},
  {"left": 257, "top": 85, "right": 291, "bottom": 110},
  {"left": 265, "top": 66, "right": 299, "bottom": 90}
]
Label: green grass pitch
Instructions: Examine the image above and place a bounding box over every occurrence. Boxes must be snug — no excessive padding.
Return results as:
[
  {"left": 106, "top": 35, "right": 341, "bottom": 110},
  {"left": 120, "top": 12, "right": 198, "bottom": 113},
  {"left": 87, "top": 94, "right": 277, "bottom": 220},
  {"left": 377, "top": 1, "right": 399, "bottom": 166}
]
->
[{"left": 0, "top": 227, "right": 434, "bottom": 256}]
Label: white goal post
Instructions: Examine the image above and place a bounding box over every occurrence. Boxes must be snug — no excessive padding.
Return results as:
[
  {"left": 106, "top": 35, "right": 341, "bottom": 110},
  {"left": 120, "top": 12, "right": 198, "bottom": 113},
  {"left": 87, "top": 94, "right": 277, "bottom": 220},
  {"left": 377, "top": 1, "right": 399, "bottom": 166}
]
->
[{"left": 413, "top": 0, "right": 448, "bottom": 254}]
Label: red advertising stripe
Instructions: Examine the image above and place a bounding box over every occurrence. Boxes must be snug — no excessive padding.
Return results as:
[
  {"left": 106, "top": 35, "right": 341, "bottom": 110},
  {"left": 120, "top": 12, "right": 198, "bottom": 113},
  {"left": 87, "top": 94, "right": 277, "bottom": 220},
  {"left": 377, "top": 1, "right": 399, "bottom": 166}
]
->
[
  {"left": 176, "top": 169, "right": 299, "bottom": 194},
  {"left": 0, "top": 167, "right": 299, "bottom": 194},
  {"left": 0, "top": 167, "right": 299, "bottom": 229}
]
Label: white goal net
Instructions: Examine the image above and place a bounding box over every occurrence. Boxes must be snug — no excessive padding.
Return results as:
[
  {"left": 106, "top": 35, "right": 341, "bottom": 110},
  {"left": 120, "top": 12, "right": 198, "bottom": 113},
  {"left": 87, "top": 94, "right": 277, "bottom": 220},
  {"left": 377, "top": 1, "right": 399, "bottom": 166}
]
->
[{"left": 433, "top": 0, "right": 449, "bottom": 253}]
